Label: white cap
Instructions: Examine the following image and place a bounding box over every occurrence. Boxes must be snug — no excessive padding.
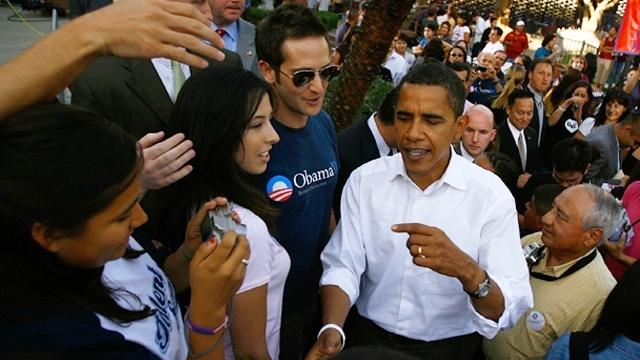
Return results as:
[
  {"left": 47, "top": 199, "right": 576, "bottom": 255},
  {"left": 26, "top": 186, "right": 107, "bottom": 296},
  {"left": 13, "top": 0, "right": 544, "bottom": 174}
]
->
[{"left": 516, "top": 20, "right": 525, "bottom": 26}]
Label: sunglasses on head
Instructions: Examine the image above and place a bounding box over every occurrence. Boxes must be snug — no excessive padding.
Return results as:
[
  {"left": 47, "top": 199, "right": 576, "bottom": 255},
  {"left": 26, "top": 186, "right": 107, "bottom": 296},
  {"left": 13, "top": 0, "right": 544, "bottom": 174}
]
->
[{"left": 276, "top": 64, "right": 339, "bottom": 88}]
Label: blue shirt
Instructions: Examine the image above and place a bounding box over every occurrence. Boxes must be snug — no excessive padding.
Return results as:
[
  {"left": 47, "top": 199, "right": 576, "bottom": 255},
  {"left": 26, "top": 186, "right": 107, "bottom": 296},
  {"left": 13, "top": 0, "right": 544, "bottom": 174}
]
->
[
  {"left": 259, "top": 110, "right": 338, "bottom": 305},
  {"left": 535, "top": 46, "right": 551, "bottom": 59},
  {"left": 546, "top": 333, "right": 640, "bottom": 360},
  {"left": 212, "top": 21, "right": 239, "bottom": 52},
  {"left": 467, "top": 78, "right": 498, "bottom": 107}
]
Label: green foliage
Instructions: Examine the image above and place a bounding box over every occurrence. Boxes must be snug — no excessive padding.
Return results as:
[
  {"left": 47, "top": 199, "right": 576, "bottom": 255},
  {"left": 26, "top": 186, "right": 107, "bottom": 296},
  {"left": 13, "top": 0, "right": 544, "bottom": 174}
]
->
[{"left": 242, "top": 7, "right": 339, "bottom": 30}]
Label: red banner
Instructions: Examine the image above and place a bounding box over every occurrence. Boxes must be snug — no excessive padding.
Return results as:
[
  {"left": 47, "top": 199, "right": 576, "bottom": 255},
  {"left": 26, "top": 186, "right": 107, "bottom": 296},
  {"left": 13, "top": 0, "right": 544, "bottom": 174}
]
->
[{"left": 615, "top": 0, "right": 640, "bottom": 54}]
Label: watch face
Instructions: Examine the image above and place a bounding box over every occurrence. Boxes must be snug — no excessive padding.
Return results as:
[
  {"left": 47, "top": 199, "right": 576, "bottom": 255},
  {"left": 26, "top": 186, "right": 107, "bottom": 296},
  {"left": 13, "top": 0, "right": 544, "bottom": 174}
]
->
[
  {"left": 476, "top": 277, "right": 491, "bottom": 298},
  {"left": 477, "top": 282, "right": 491, "bottom": 298}
]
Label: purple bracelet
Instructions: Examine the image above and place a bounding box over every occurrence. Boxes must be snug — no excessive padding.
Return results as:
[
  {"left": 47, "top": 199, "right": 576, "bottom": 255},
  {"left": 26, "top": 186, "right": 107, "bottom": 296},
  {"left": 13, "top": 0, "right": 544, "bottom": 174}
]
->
[{"left": 186, "top": 312, "right": 229, "bottom": 336}]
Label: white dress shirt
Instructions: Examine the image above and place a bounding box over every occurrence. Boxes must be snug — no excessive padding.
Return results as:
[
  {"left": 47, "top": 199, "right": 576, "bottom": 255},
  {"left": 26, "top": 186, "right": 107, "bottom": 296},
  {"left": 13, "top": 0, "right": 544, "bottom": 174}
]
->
[
  {"left": 151, "top": 58, "right": 191, "bottom": 102},
  {"left": 321, "top": 152, "right": 533, "bottom": 341},
  {"left": 507, "top": 119, "right": 527, "bottom": 164},
  {"left": 366, "top": 112, "right": 392, "bottom": 157},
  {"left": 459, "top": 142, "right": 475, "bottom": 162},
  {"left": 383, "top": 51, "right": 409, "bottom": 86}
]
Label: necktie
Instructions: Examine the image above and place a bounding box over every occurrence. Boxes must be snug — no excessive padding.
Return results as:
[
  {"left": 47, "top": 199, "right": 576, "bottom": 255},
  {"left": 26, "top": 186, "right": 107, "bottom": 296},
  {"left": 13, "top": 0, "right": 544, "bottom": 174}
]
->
[
  {"left": 535, "top": 97, "right": 543, "bottom": 145},
  {"left": 215, "top": 28, "right": 227, "bottom": 39},
  {"left": 517, "top": 132, "right": 527, "bottom": 172},
  {"left": 171, "top": 60, "right": 186, "bottom": 102}
]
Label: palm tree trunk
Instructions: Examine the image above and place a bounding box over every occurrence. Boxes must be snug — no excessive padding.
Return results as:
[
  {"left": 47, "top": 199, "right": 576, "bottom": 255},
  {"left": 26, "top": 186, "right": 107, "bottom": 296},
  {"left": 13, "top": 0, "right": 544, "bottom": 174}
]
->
[{"left": 325, "top": 0, "right": 414, "bottom": 132}]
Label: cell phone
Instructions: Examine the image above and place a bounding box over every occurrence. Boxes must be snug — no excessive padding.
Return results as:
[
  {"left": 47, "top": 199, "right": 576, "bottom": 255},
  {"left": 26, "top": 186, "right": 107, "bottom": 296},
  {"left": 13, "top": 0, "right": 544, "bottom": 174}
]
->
[
  {"left": 200, "top": 203, "right": 247, "bottom": 243},
  {"left": 474, "top": 64, "right": 487, "bottom": 72}
]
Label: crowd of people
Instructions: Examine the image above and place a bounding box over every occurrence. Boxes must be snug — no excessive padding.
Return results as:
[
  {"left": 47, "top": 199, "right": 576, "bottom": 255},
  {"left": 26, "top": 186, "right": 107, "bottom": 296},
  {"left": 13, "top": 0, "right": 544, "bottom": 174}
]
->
[{"left": 1, "top": 0, "right": 640, "bottom": 359}]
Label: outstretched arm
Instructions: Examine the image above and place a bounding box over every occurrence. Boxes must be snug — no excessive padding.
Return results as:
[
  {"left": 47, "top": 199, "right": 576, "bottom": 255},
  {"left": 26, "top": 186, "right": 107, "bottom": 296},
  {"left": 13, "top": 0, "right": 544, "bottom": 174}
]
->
[{"left": 0, "top": 0, "right": 225, "bottom": 119}]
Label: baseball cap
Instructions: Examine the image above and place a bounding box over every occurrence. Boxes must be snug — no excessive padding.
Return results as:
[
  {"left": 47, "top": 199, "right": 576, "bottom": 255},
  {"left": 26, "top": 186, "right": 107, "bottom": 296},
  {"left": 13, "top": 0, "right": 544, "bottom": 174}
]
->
[{"left": 516, "top": 20, "right": 525, "bottom": 26}]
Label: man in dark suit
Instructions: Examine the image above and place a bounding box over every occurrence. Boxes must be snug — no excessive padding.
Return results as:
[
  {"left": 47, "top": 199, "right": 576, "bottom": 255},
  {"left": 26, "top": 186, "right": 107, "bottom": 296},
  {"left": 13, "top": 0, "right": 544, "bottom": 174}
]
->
[
  {"left": 334, "top": 88, "right": 397, "bottom": 220},
  {"left": 586, "top": 112, "right": 640, "bottom": 185},
  {"left": 497, "top": 89, "right": 539, "bottom": 212},
  {"left": 71, "top": 52, "right": 242, "bottom": 140},
  {"left": 209, "top": 0, "right": 259, "bottom": 75},
  {"left": 526, "top": 58, "right": 553, "bottom": 149}
]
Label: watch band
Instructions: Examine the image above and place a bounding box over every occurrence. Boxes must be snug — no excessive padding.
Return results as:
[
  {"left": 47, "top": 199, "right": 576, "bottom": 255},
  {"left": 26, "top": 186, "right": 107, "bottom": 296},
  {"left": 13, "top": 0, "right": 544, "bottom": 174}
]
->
[{"left": 465, "top": 271, "right": 491, "bottom": 299}]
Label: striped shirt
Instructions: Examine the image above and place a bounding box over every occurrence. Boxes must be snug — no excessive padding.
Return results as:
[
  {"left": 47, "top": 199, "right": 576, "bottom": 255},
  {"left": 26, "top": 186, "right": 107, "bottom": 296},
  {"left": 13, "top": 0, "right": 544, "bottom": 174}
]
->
[{"left": 483, "top": 235, "right": 616, "bottom": 360}]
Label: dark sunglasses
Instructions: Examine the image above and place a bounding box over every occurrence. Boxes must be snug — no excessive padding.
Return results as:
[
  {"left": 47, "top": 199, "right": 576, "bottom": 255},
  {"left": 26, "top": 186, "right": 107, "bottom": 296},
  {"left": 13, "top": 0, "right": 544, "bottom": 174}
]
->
[{"left": 276, "top": 64, "right": 338, "bottom": 87}]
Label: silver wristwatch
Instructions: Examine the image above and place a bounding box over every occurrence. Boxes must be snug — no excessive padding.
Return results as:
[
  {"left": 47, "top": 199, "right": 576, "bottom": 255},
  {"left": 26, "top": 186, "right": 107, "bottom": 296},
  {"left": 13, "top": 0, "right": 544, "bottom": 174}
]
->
[{"left": 466, "top": 272, "right": 491, "bottom": 299}]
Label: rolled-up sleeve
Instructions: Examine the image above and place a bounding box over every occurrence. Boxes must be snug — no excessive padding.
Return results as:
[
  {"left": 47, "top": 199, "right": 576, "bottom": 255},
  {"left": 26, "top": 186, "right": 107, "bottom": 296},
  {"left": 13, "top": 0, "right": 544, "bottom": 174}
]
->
[
  {"left": 467, "top": 194, "right": 534, "bottom": 338},
  {"left": 320, "top": 171, "right": 367, "bottom": 306}
]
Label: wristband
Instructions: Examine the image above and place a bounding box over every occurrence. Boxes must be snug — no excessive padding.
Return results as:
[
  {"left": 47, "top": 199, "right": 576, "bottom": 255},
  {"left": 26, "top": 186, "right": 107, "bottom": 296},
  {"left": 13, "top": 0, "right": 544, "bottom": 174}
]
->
[
  {"left": 558, "top": 105, "right": 566, "bottom": 112},
  {"left": 185, "top": 310, "right": 228, "bottom": 336},
  {"left": 317, "top": 323, "right": 346, "bottom": 350}
]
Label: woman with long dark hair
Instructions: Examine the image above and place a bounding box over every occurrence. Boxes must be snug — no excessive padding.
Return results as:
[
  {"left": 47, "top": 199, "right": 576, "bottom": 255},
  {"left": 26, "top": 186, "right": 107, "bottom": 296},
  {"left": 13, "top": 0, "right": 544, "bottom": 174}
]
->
[
  {"left": 0, "top": 104, "right": 249, "bottom": 359},
  {"left": 156, "top": 66, "right": 290, "bottom": 360},
  {"left": 545, "top": 261, "right": 640, "bottom": 359}
]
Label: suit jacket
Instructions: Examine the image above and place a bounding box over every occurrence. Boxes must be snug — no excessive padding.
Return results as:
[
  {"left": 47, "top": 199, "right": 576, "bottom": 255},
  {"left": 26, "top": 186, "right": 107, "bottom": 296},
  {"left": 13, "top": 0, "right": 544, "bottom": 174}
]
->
[
  {"left": 586, "top": 124, "right": 619, "bottom": 185},
  {"left": 71, "top": 51, "right": 242, "bottom": 139},
  {"left": 497, "top": 121, "right": 540, "bottom": 174},
  {"left": 453, "top": 143, "right": 463, "bottom": 156},
  {"left": 236, "top": 18, "right": 259, "bottom": 75},
  {"left": 333, "top": 116, "right": 382, "bottom": 220}
]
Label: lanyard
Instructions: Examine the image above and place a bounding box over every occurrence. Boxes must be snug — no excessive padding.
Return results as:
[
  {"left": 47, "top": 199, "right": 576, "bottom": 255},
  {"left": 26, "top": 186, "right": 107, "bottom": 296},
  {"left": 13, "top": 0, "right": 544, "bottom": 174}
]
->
[{"left": 529, "top": 248, "right": 597, "bottom": 282}]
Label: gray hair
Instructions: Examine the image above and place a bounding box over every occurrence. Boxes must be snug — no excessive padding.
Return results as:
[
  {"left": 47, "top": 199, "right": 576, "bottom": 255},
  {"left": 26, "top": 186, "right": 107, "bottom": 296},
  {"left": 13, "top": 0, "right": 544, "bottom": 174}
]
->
[{"left": 580, "top": 184, "right": 625, "bottom": 242}]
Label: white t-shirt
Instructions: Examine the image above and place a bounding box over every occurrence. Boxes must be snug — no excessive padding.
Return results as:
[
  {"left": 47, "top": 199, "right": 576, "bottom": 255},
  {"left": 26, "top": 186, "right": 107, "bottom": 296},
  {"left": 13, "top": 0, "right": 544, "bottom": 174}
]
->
[
  {"left": 481, "top": 41, "right": 505, "bottom": 55},
  {"left": 451, "top": 25, "right": 470, "bottom": 43},
  {"left": 578, "top": 117, "right": 597, "bottom": 137},
  {"left": 100, "top": 238, "right": 188, "bottom": 360},
  {"left": 224, "top": 205, "right": 291, "bottom": 360}
]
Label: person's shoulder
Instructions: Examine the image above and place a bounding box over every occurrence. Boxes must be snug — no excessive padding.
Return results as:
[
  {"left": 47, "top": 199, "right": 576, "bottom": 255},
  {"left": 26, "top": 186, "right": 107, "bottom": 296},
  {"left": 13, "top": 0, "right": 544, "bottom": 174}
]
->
[
  {"left": 238, "top": 17, "right": 256, "bottom": 32},
  {"left": 311, "top": 110, "right": 336, "bottom": 131},
  {"left": 338, "top": 116, "right": 368, "bottom": 141},
  {"left": 456, "top": 155, "right": 515, "bottom": 202},
  {"left": 588, "top": 252, "right": 617, "bottom": 293},
  {"left": 351, "top": 154, "right": 398, "bottom": 180},
  {"left": 76, "top": 56, "right": 133, "bottom": 81},
  {"left": 586, "top": 124, "right": 612, "bottom": 141},
  {"left": 232, "top": 204, "right": 267, "bottom": 229}
]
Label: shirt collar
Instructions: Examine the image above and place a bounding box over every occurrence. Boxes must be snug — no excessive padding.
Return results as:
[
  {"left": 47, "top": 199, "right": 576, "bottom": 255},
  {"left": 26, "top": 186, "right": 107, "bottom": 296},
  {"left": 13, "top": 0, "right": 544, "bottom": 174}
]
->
[
  {"left": 212, "top": 21, "right": 238, "bottom": 42},
  {"left": 389, "top": 147, "right": 467, "bottom": 192},
  {"left": 367, "top": 113, "right": 392, "bottom": 157},
  {"left": 527, "top": 83, "right": 543, "bottom": 100},
  {"left": 459, "top": 143, "right": 475, "bottom": 162},
  {"left": 507, "top": 120, "right": 524, "bottom": 140},
  {"left": 534, "top": 248, "right": 597, "bottom": 277}
]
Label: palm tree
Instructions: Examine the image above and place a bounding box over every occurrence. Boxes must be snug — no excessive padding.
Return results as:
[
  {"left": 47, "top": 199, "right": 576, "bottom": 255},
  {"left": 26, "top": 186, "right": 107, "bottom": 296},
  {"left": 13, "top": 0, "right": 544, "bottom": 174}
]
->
[{"left": 325, "top": 0, "right": 414, "bottom": 132}]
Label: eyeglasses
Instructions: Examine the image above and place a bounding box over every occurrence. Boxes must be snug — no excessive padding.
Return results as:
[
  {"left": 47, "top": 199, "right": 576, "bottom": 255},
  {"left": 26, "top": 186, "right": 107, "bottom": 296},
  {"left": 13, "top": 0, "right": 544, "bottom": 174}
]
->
[{"left": 275, "top": 64, "right": 338, "bottom": 88}]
